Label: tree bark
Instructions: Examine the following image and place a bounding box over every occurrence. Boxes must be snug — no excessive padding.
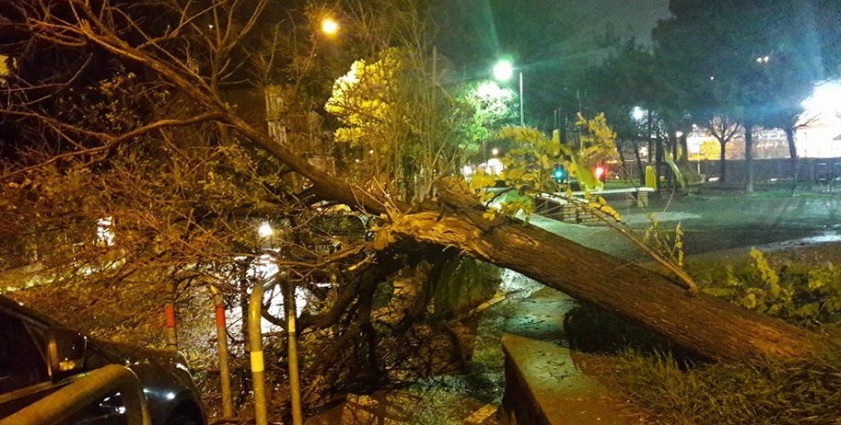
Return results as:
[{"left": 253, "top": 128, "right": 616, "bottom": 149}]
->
[
  {"left": 385, "top": 179, "right": 823, "bottom": 363},
  {"left": 745, "top": 124, "right": 755, "bottom": 193},
  {"left": 633, "top": 142, "right": 645, "bottom": 186},
  {"left": 785, "top": 126, "right": 798, "bottom": 189}
]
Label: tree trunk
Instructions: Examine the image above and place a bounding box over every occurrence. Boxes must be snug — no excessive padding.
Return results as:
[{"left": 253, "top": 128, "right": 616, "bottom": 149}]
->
[
  {"left": 386, "top": 179, "right": 822, "bottom": 363},
  {"left": 719, "top": 139, "right": 727, "bottom": 182},
  {"left": 745, "top": 124, "right": 754, "bottom": 193},
  {"left": 785, "top": 126, "right": 798, "bottom": 189},
  {"left": 634, "top": 143, "right": 645, "bottom": 186}
]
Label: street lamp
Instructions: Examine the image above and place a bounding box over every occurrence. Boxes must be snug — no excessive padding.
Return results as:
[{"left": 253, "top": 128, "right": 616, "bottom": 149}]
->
[
  {"left": 321, "top": 17, "right": 339, "bottom": 36},
  {"left": 632, "top": 106, "right": 645, "bottom": 121},
  {"left": 493, "top": 58, "right": 524, "bottom": 127}
]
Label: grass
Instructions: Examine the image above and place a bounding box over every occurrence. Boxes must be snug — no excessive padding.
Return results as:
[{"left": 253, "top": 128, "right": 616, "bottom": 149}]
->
[{"left": 609, "top": 348, "right": 841, "bottom": 425}]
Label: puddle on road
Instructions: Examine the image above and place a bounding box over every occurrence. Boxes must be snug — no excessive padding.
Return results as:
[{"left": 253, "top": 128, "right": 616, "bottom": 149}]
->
[{"left": 762, "top": 231, "right": 841, "bottom": 251}]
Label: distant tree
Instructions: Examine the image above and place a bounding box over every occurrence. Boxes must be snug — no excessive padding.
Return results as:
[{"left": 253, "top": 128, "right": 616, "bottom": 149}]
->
[
  {"left": 654, "top": 0, "right": 839, "bottom": 190},
  {"left": 451, "top": 80, "right": 517, "bottom": 162},
  {"left": 706, "top": 116, "right": 742, "bottom": 182},
  {"left": 579, "top": 40, "right": 653, "bottom": 184}
]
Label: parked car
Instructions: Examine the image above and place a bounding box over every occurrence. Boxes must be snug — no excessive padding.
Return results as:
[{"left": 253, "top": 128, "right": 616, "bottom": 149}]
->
[{"left": 0, "top": 294, "right": 205, "bottom": 425}]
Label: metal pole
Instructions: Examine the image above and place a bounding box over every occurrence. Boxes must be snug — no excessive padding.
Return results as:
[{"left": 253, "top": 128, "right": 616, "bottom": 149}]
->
[
  {"left": 519, "top": 72, "right": 524, "bottom": 127},
  {"left": 210, "top": 286, "right": 234, "bottom": 419},
  {"left": 283, "top": 277, "right": 303, "bottom": 425},
  {"left": 248, "top": 285, "right": 268, "bottom": 425}
]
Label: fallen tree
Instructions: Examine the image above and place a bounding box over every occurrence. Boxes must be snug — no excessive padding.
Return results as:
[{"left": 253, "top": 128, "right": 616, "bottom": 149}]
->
[{"left": 1, "top": 0, "right": 828, "bottom": 366}]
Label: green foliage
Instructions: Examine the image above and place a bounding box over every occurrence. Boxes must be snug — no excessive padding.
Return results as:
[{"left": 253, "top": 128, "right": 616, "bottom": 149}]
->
[
  {"left": 325, "top": 44, "right": 460, "bottom": 201},
  {"left": 697, "top": 249, "right": 841, "bottom": 326},
  {"left": 432, "top": 258, "right": 500, "bottom": 318},
  {"left": 326, "top": 47, "right": 406, "bottom": 151},
  {"left": 451, "top": 81, "right": 517, "bottom": 157},
  {"left": 469, "top": 113, "right": 617, "bottom": 202},
  {"left": 643, "top": 217, "right": 685, "bottom": 268}
]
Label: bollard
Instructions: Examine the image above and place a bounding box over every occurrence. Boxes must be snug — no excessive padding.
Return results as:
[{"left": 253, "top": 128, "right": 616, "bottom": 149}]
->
[
  {"left": 164, "top": 282, "right": 178, "bottom": 351},
  {"left": 248, "top": 284, "right": 268, "bottom": 425},
  {"left": 210, "top": 286, "right": 234, "bottom": 419},
  {"left": 281, "top": 277, "right": 303, "bottom": 425}
]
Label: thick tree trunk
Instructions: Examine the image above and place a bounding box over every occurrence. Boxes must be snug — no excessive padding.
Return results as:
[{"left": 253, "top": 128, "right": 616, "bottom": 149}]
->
[
  {"left": 718, "top": 139, "right": 727, "bottom": 182},
  {"left": 387, "top": 179, "right": 823, "bottom": 363}
]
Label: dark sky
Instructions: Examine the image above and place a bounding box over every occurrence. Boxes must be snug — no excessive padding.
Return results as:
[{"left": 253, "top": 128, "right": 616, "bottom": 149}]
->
[
  {"left": 432, "top": 0, "right": 671, "bottom": 74},
  {"left": 431, "top": 0, "right": 671, "bottom": 126}
]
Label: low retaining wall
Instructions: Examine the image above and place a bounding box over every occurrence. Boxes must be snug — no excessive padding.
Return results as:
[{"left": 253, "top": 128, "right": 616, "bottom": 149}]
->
[{"left": 500, "top": 334, "right": 634, "bottom": 425}]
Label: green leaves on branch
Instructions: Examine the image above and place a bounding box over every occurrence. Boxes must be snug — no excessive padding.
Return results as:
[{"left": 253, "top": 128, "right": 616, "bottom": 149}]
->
[
  {"left": 464, "top": 114, "right": 697, "bottom": 292},
  {"left": 700, "top": 249, "right": 841, "bottom": 327}
]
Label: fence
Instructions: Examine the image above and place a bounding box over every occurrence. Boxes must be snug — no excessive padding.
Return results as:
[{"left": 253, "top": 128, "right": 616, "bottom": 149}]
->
[{"left": 618, "top": 157, "right": 841, "bottom": 185}]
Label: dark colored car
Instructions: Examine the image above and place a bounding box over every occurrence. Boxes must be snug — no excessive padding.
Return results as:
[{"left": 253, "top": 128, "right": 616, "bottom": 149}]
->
[{"left": 0, "top": 294, "right": 205, "bottom": 425}]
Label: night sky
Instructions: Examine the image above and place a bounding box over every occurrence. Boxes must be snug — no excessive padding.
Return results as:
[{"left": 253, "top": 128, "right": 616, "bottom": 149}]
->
[
  {"left": 431, "top": 0, "right": 671, "bottom": 126},
  {"left": 432, "top": 0, "right": 670, "bottom": 75}
]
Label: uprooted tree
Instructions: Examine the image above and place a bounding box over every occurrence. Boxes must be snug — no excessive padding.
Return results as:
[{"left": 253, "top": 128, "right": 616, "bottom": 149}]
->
[{"left": 0, "top": 0, "right": 830, "bottom": 411}]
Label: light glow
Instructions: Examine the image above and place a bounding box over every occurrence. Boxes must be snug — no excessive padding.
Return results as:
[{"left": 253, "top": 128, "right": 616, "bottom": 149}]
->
[
  {"left": 258, "top": 222, "right": 274, "bottom": 238},
  {"left": 321, "top": 18, "right": 339, "bottom": 35},
  {"left": 632, "top": 106, "right": 645, "bottom": 121},
  {"left": 803, "top": 81, "right": 841, "bottom": 117},
  {"left": 493, "top": 59, "right": 514, "bottom": 82},
  {"left": 97, "top": 217, "right": 115, "bottom": 246},
  {"left": 484, "top": 158, "right": 504, "bottom": 175}
]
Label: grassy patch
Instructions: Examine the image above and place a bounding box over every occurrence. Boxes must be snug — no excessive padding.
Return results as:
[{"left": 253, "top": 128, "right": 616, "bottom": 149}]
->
[{"left": 610, "top": 349, "right": 841, "bottom": 425}]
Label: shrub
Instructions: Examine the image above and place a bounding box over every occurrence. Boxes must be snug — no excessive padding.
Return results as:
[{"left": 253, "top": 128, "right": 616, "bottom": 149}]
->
[{"left": 696, "top": 249, "right": 841, "bottom": 328}]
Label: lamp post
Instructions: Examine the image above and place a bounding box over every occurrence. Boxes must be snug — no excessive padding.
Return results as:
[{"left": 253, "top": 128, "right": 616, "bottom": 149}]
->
[{"left": 493, "top": 59, "right": 524, "bottom": 127}]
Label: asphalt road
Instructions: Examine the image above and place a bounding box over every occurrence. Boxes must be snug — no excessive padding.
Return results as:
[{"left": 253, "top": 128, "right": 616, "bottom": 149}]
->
[{"left": 530, "top": 189, "right": 841, "bottom": 262}]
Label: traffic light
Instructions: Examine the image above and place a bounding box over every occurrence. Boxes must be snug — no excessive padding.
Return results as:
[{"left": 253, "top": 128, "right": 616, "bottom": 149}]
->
[
  {"left": 553, "top": 164, "right": 567, "bottom": 183},
  {"left": 595, "top": 165, "right": 607, "bottom": 183}
]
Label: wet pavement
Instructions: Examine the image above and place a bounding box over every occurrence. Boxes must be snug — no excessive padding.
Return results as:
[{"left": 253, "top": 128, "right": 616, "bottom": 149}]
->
[{"left": 530, "top": 190, "right": 841, "bottom": 261}]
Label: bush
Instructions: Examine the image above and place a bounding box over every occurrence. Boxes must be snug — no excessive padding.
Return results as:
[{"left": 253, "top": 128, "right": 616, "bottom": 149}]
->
[{"left": 694, "top": 249, "right": 841, "bottom": 328}]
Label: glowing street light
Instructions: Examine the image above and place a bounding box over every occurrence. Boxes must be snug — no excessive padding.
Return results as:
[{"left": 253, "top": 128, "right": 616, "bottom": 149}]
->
[
  {"left": 493, "top": 58, "right": 524, "bottom": 127},
  {"left": 632, "top": 106, "right": 646, "bottom": 121},
  {"left": 493, "top": 59, "right": 514, "bottom": 82},
  {"left": 321, "top": 17, "right": 339, "bottom": 36}
]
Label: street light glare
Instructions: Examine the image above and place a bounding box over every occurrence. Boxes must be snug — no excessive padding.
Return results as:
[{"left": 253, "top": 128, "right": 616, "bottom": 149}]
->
[
  {"left": 632, "top": 106, "right": 645, "bottom": 121},
  {"left": 321, "top": 18, "right": 339, "bottom": 35},
  {"left": 493, "top": 59, "right": 514, "bottom": 82}
]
